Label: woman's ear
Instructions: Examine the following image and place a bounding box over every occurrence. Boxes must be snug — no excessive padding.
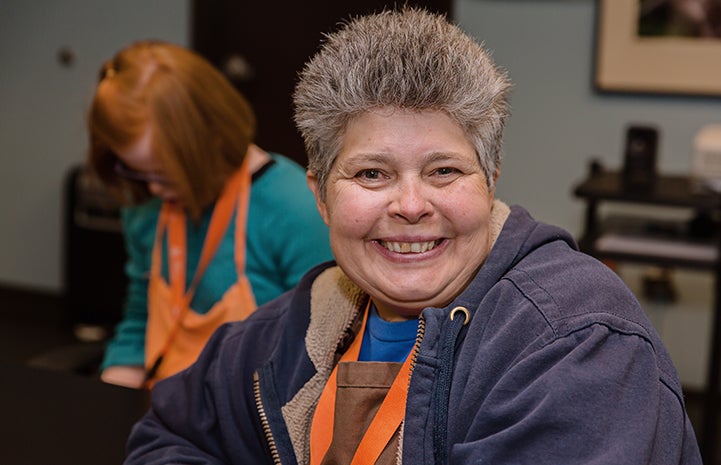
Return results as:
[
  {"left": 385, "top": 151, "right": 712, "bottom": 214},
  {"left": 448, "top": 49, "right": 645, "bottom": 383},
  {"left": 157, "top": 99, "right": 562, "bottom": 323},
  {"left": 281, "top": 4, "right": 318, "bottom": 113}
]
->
[
  {"left": 306, "top": 171, "right": 330, "bottom": 225},
  {"left": 490, "top": 168, "right": 500, "bottom": 199}
]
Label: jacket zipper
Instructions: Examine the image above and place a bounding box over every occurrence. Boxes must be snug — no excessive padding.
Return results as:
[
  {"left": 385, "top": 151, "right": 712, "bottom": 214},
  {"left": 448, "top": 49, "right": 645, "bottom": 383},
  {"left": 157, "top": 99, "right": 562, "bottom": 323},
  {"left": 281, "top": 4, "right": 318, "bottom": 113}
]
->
[
  {"left": 254, "top": 371, "right": 282, "bottom": 465},
  {"left": 412, "top": 314, "right": 426, "bottom": 371},
  {"left": 433, "top": 306, "right": 470, "bottom": 465},
  {"left": 395, "top": 314, "right": 427, "bottom": 465}
]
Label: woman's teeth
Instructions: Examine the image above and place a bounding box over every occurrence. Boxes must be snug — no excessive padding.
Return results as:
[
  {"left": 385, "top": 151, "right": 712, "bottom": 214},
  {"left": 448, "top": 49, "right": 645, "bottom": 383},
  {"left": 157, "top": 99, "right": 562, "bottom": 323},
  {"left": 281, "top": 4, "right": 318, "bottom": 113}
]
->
[{"left": 382, "top": 240, "right": 439, "bottom": 253}]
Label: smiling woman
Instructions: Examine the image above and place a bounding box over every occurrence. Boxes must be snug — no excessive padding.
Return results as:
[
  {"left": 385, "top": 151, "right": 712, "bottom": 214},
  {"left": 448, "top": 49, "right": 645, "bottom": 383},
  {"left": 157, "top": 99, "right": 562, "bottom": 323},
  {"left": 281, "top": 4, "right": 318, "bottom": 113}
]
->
[
  {"left": 308, "top": 109, "right": 495, "bottom": 321},
  {"left": 123, "top": 8, "right": 702, "bottom": 465}
]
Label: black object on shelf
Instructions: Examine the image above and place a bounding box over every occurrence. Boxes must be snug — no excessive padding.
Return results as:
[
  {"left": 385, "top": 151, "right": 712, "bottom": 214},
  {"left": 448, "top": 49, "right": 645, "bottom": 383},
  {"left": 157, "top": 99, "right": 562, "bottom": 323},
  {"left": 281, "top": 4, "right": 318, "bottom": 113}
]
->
[{"left": 622, "top": 125, "right": 659, "bottom": 192}]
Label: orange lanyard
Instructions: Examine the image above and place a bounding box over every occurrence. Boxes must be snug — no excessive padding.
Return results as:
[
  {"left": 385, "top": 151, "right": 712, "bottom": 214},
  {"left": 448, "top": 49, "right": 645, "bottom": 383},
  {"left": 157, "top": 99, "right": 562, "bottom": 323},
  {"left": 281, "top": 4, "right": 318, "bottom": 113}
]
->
[
  {"left": 310, "top": 301, "right": 414, "bottom": 465},
  {"left": 151, "top": 159, "right": 250, "bottom": 365}
]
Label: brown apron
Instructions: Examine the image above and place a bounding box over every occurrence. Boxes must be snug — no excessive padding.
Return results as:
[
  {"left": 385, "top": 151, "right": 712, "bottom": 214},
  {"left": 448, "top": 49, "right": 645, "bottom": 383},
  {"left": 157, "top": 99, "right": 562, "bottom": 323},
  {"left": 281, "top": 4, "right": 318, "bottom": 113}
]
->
[
  {"left": 311, "top": 302, "right": 413, "bottom": 465},
  {"left": 145, "top": 160, "right": 257, "bottom": 383}
]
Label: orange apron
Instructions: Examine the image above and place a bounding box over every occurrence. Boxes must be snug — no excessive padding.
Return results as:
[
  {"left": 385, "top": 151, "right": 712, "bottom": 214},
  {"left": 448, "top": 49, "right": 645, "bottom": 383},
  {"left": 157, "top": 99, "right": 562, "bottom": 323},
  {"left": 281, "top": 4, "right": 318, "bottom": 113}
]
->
[
  {"left": 310, "top": 302, "right": 414, "bottom": 465},
  {"left": 145, "top": 160, "right": 257, "bottom": 383}
]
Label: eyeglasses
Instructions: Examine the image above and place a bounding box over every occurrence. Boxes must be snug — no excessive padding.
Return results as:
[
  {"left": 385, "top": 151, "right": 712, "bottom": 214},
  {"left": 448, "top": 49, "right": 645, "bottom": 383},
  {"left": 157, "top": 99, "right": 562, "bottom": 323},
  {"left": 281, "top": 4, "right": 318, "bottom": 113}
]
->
[{"left": 114, "top": 160, "right": 169, "bottom": 185}]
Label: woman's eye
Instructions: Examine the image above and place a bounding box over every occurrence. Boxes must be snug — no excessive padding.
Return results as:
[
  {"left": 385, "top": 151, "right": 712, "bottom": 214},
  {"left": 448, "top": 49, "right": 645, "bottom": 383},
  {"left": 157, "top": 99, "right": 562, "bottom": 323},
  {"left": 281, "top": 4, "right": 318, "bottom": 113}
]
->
[
  {"left": 434, "top": 167, "right": 460, "bottom": 176},
  {"left": 355, "top": 169, "right": 382, "bottom": 179}
]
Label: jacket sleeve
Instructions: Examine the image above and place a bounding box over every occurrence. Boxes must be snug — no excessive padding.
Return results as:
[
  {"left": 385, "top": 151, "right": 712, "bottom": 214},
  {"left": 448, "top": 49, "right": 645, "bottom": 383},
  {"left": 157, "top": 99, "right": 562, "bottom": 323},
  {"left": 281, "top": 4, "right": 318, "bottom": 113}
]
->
[
  {"left": 448, "top": 324, "right": 702, "bottom": 465},
  {"left": 124, "top": 321, "right": 275, "bottom": 465}
]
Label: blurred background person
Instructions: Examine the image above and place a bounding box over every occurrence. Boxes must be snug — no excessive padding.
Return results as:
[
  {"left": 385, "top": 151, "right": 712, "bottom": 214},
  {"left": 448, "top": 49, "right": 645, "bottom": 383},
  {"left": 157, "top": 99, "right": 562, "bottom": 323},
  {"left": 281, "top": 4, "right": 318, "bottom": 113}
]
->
[{"left": 86, "top": 40, "right": 332, "bottom": 388}]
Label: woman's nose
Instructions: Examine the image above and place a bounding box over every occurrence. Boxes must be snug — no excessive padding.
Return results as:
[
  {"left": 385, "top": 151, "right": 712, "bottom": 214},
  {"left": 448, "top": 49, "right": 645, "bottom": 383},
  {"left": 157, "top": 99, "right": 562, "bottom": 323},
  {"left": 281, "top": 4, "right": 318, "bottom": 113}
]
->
[
  {"left": 147, "top": 181, "right": 166, "bottom": 197},
  {"left": 388, "top": 179, "right": 433, "bottom": 224}
]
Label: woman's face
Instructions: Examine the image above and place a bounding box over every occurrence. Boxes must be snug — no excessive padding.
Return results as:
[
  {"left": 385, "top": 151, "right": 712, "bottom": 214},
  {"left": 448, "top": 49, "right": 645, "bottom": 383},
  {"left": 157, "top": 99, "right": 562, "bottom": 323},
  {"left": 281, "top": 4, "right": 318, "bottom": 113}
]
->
[
  {"left": 308, "top": 108, "right": 496, "bottom": 321},
  {"left": 115, "top": 126, "right": 182, "bottom": 204}
]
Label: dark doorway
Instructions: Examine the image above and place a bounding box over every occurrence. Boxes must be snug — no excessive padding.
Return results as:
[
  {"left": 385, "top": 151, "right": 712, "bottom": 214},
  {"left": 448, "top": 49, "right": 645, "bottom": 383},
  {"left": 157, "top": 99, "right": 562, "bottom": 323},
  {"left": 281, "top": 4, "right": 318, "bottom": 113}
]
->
[{"left": 192, "top": 1, "right": 452, "bottom": 167}]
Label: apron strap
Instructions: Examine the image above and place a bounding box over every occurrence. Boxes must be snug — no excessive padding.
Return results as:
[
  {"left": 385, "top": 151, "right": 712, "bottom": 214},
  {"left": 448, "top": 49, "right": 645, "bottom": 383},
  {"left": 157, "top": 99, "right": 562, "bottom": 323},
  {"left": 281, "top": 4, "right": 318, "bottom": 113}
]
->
[
  {"left": 310, "top": 301, "right": 414, "bottom": 465},
  {"left": 159, "top": 157, "right": 249, "bottom": 305},
  {"left": 147, "top": 157, "right": 251, "bottom": 382}
]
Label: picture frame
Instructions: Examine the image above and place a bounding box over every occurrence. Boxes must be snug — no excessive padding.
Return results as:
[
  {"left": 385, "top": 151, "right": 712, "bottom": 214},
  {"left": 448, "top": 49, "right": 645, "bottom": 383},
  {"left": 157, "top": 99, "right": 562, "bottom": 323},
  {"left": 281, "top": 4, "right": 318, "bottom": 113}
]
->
[{"left": 595, "top": 0, "right": 721, "bottom": 96}]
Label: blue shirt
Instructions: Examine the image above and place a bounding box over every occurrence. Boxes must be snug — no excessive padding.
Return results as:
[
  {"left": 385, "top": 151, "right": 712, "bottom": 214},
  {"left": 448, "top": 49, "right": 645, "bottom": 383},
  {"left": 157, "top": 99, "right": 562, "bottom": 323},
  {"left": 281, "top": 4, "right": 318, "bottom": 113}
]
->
[{"left": 358, "top": 303, "right": 418, "bottom": 362}]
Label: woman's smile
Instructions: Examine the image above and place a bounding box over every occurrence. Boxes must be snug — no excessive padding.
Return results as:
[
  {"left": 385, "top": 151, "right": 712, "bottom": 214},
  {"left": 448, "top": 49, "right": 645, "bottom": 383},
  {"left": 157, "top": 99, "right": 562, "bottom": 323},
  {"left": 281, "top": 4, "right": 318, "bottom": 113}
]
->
[
  {"left": 377, "top": 238, "right": 443, "bottom": 254},
  {"left": 308, "top": 108, "right": 495, "bottom": 321}
]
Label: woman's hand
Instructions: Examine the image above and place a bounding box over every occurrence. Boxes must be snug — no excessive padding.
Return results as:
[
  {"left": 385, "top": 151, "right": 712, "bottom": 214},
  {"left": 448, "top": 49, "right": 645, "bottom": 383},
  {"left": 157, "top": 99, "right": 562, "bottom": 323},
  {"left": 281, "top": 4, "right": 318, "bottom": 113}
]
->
[{"left": 101, "top": 365, "right": 146, "bottom": 389}]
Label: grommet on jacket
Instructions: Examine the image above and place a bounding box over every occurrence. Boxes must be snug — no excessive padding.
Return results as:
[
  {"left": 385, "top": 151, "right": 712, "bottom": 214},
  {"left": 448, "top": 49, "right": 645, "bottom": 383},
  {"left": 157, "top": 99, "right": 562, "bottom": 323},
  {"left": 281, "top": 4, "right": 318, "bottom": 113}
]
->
[{"left": 449, "top": 306, "right": 470, "bottom": 325}]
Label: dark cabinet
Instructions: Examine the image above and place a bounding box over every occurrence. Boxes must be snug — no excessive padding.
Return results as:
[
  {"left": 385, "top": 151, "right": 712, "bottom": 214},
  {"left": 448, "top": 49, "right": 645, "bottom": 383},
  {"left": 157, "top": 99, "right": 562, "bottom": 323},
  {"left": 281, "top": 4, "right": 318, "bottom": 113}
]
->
[{"left": 192, "top": 0, "right": 452, "bottom": 167}]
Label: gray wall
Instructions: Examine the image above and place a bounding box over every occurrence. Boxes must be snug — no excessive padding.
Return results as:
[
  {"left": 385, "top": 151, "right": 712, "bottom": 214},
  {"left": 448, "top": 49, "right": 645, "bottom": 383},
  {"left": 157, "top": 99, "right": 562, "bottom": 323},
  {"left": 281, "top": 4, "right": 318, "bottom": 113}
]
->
[{"left": 0, "top": 0, "right": 190, "bottom": 291}]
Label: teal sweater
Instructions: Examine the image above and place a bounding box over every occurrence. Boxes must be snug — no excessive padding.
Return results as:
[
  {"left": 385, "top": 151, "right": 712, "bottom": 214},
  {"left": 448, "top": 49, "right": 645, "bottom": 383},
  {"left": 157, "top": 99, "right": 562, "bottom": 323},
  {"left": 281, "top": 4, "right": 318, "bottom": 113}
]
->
[{"left": 101, "top": 154, "right": 333, "bottom": 369}]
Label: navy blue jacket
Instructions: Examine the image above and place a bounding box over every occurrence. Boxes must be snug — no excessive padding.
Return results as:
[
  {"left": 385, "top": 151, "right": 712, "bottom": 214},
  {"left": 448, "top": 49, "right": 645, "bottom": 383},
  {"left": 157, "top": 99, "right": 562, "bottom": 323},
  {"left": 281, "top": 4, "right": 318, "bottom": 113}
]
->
[{"left": 125, "top": 204, "right": 702, "bottom": 464}]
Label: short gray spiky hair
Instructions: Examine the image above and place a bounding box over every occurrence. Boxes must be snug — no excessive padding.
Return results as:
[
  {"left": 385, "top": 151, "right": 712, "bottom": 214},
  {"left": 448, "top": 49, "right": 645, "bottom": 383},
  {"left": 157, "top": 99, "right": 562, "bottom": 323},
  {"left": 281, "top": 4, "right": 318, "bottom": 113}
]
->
[{"left": 293, "top": 7, "right": 512, "bottom": 199}]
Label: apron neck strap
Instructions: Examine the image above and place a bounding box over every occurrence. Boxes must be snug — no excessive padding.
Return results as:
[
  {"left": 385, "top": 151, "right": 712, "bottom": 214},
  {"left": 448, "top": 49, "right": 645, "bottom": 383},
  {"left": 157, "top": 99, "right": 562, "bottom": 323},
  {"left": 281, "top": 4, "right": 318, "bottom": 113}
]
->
[{"left": 310, "top": 300, "right": 414, "bottom": 465}]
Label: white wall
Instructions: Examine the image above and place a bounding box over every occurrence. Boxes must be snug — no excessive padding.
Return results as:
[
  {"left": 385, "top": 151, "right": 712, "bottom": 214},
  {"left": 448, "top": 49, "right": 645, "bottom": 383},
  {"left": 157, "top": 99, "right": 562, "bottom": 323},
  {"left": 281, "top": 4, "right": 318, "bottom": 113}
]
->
[{"left": 0, "top": 0, "right": 189, "bottom": 292}]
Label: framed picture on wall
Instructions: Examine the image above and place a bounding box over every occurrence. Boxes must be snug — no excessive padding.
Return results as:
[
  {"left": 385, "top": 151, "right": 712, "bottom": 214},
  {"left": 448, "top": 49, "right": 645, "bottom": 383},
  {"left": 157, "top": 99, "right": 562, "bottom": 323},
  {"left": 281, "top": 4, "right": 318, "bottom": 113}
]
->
[{"left": 595, "top": 0, "right": 721, "bottom": 96}]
